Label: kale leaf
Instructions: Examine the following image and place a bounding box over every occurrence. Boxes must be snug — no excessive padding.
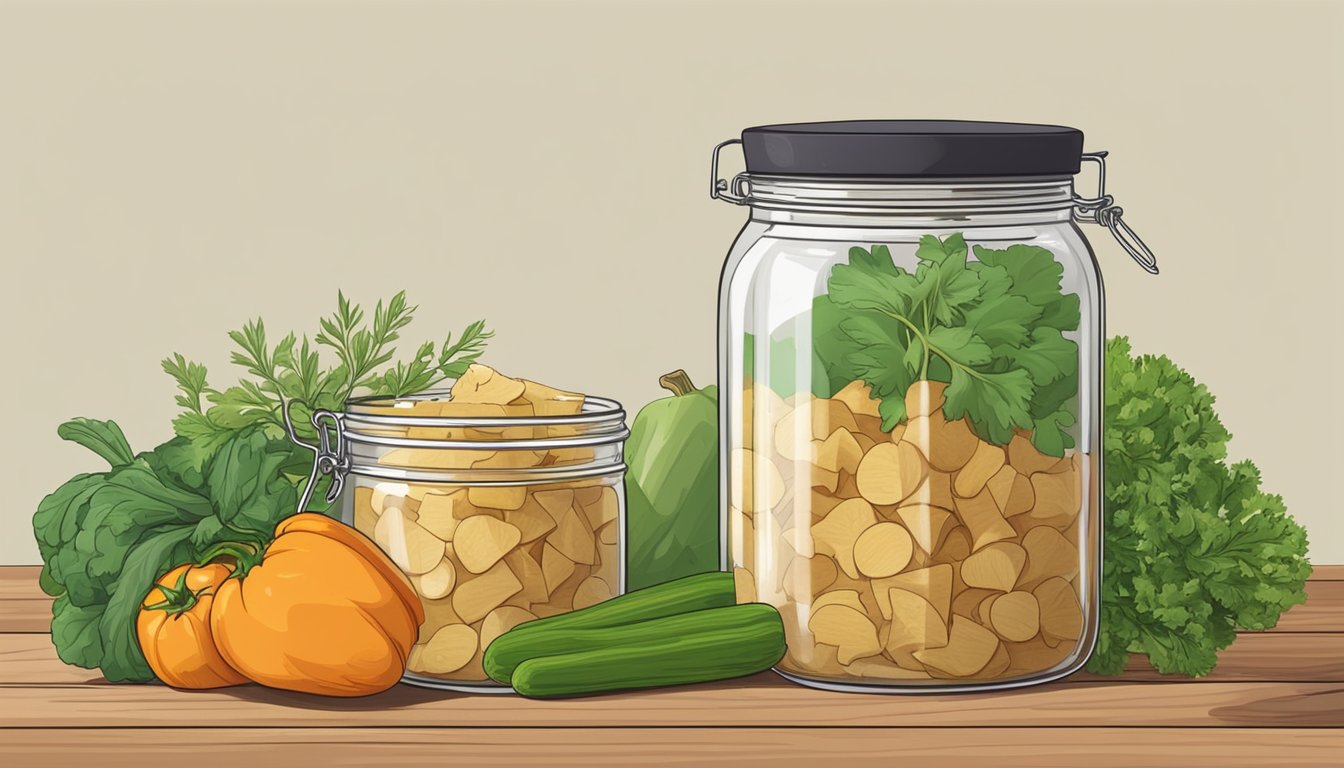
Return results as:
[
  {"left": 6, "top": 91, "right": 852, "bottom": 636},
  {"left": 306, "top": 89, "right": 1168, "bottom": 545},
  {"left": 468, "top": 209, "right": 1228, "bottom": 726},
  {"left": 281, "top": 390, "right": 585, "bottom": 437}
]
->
[{"left": 33, "top": 420, "right": 301, "bottom": 682}]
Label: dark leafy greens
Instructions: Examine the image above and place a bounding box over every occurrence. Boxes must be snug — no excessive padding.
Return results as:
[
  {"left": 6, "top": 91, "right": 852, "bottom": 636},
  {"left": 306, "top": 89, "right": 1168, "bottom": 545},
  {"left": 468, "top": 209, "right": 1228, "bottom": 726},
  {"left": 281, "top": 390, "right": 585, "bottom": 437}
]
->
[
  {"left": 1090, "top": 338, "right": 1310, "bottom": 676},
  {"left": 33, "top": 420, "right": 299, "bottom": 682},
  {"left": 33, "top": 292, "right": 492, "bottom": 683}
]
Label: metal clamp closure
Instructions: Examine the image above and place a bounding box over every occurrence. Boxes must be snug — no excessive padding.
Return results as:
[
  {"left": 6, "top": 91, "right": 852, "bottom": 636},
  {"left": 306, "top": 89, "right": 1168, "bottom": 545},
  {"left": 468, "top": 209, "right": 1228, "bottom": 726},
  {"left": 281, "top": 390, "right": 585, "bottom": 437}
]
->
[
  {"left": 710, "top": 139, "right": 751, "bottom": 205},
  {"left": 1073, "top": 152, "right": 1159, "bottom": 275},
  {"left": 284, "top": 400, "right": 350, "bottom": 515}
]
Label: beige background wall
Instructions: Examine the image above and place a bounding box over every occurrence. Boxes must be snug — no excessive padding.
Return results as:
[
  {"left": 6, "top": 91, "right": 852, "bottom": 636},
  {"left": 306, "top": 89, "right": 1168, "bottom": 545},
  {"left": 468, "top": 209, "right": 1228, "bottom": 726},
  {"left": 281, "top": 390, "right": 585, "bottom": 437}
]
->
[{"left": 1, "top": 0, "right": 1340, "bottom": 564}]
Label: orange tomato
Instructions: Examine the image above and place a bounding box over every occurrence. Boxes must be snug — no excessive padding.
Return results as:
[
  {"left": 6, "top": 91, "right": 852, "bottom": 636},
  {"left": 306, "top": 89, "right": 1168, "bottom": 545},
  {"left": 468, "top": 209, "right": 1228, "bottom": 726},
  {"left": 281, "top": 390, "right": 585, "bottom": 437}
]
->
[
  {"left": 211, "top": 513, "right": 425, "bottom": 697},
  {"left": 137, "top": 562, "right": 248, "bottom": 690}
]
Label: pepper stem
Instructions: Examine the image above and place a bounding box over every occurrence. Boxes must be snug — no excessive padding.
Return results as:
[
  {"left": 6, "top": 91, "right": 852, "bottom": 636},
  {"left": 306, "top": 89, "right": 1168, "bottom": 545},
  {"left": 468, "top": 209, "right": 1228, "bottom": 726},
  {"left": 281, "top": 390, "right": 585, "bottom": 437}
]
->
[
  {"left": 196, "top": 541, "right": 264, "bottom": 579},
  {"left": 659, "top": 369, "right": 697, "bottom": 397},
  {"left": 143, "top": 569, "right": 200, "bottom": 616}
]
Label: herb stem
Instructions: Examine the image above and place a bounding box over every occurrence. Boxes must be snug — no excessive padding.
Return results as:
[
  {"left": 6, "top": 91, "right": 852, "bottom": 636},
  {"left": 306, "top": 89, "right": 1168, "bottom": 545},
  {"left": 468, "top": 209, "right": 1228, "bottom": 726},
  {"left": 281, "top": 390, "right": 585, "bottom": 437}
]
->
[{"left": 877, "top": 308, "right": 994, "bottom": 386}]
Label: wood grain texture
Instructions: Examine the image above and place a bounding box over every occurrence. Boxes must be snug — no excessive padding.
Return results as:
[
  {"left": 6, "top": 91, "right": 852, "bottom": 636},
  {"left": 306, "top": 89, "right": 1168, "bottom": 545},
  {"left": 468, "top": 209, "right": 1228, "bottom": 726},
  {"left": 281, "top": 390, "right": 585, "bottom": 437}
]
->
[
  {"left": 5, "top": 631, "right": 1341, "bottom": 687},
  {"left": 0, "top": 566, "right": 49, "bottom": 634},
  {"left": 3, "top": 727, "right": 1342, "bottom": 767},
  {"left": 1, "top": 678, "right": 1340, "bottom": 727},
  {"left": 1309, "top": 565, "right": 1344, "bottom": 580},
  {"left": 1272, "top": 586, "right": 1344, "bottom": 632},
  {"left": 2, "top": 566, "right": 1342, "bottom": 760}
]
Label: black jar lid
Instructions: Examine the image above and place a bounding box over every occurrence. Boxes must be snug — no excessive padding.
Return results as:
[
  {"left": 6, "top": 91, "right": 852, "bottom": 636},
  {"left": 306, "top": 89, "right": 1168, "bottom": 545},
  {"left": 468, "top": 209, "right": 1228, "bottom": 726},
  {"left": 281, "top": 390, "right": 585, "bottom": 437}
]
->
[{"left": 741, "top": 120, "right": 1084, "bottom": 178}]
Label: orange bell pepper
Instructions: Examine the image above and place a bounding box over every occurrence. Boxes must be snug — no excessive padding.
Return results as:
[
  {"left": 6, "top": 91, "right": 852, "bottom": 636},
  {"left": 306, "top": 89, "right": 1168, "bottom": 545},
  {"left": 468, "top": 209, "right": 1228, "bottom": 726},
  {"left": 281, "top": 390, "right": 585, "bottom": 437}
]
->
[
  {"left": 210, "top": 513, "right": 425, "bottom": 697},
  {"left": 137, "top": 562, "right": 248, "bottom": 690}
]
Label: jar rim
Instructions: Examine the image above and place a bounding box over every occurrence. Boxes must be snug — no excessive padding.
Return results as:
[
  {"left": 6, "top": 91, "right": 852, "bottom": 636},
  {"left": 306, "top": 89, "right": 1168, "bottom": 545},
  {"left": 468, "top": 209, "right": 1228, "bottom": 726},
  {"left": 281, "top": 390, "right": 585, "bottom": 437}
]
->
[
  {"left": 339, "top": 390, "right": 629, "bottom": 464},
  {"left": 343, "top": 390, "right": 626, "bottom": 429},
  {"left": 736, "top": 173, "right": 1077, "bottom": 219}
]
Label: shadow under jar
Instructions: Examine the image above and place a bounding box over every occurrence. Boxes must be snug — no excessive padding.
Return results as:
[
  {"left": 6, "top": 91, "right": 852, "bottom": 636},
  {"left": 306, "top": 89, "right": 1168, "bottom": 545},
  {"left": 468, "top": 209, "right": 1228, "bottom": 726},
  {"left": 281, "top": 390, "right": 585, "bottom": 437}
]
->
[
  {"left": 712, "top": 120, "right": 1157, "bottom": 692},
  {"left": 298, "top": 391, "right": 629, "bottom": 692}
]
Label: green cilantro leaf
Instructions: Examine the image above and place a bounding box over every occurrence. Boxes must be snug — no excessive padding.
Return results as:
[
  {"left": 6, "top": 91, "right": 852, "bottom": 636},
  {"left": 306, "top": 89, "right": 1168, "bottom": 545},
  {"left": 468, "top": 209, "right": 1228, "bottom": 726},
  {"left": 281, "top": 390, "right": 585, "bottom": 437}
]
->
[
  {"left": 829, "top": 245, "right": 919, "bottom": 315},
  {"left": 943, "top": 365, "right": 1034, "bottom": 445},
  {"left": 1011, "top": 327, "right": 1076, "bottom": 386},
  {"left": 824, "top": 235, "right": 1079, "bottom": 454},
  {"left": 971, "top": 243, "right": 1066, "bottom": 306}
]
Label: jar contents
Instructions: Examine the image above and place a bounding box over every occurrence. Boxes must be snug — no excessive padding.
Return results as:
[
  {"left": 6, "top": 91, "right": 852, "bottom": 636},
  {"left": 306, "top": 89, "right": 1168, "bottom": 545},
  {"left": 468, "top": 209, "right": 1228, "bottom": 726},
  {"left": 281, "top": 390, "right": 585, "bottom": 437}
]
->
[
  {"left": 350, "top": 364, "right": 621, "bottom": 684},
  {"left": 731, "top": 234, "right": 1089, "bottom": 685},
  {"left": 733, "top": 379, "right": 1084, "bottom": 682}
]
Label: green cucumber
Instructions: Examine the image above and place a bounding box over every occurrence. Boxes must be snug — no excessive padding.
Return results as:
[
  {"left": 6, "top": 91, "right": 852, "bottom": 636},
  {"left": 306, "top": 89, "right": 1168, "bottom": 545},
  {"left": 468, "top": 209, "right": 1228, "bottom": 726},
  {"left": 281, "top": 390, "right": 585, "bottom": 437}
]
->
[
  {"left": 484, "top": 571, "right": 736, "bottom": 682},
  {"left": 508, "top": 603, "right": 786, "bottom": 698}
]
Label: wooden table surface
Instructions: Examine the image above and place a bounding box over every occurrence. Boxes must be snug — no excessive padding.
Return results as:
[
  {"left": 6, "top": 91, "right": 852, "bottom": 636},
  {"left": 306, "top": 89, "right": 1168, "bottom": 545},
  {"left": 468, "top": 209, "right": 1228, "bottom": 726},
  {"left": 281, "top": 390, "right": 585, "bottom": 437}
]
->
[{"left": 2, "top": 565, "right": 1341, "bottom": 766}]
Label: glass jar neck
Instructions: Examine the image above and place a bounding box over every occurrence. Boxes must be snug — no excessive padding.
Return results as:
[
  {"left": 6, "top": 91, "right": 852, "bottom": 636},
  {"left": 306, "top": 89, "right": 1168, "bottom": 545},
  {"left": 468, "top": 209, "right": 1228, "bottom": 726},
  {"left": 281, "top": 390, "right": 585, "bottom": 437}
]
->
[{"left": 742, "top": 175, "right": 1076, "bottom": 227}]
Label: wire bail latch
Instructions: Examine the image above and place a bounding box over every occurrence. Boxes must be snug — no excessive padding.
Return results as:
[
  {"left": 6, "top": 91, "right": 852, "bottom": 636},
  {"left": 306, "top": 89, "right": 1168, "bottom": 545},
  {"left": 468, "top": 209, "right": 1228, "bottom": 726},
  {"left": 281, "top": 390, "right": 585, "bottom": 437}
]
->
[
  {"left": 283, "top": 400, "right": 351, "bottom": 516},
  {"left": 1073, "top": 151, "right": 1159, "bottom": 275}
]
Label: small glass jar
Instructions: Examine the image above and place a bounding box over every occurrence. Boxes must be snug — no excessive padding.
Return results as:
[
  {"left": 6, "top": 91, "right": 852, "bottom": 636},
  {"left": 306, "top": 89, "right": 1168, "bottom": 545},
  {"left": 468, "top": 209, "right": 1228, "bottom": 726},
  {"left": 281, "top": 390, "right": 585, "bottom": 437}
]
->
[
  {"left": 712, "top": 121, "right": 1156, "bottom": 692},
  {"left": 292, "top": 391, "right": 629, "bottom": 692}
]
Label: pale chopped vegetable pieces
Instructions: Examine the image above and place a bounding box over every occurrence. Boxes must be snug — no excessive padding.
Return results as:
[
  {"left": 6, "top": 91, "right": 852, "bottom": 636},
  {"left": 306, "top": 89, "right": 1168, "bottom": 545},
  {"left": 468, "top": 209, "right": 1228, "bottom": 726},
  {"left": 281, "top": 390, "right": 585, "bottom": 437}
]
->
[
  {"left": 505, "top": 499, "right": 557, "bottom": 543},
  {"left": 541, "top": 542, "right": 577, "bottom": 594},
  {"left": 731, "top": 448, "right": 786, "bottom": 513},
  {"left": 884, "top": 589, "right": 949, "bottom": 658},
  {"left": 873, "top": 564, "right": 953, "bottom": 623},
  {"left": 901, "top": 414, "right": 979, "bottom": 472},
  {"left": 450, "top": 364, "right": 527, "bottom": 406},
  {"left": 1035, "top": 577, "right": 1084, "bottom": 646},
  {"left": 959, "top": 542, "right": 1027, "bottom": 592},
  {"left": 809, "top": 604, "right": 881, "bottom": 665},
  {"left": 832, "top": 379, "right": 882, "bottom": 418},
  {"left": 350, "top": 366, "right": 619, "bottom": 683},
  {"left": 986, "top": 591, "right": 1041, "bottom": 643},
  {"left": 409, "top": 624, "right": 479, "bottom": 675},
  {"left": 852, "top": 523, "right": 913, "bottom": 578},
  {"left": 954, "top": 490, "right": 1017, "bottom": 551},
  {"left": 1019, "top": 527, "right": 1079, "bottom": 587},
  {"left": 467, "top": 485, "right": 529, "bottom": 511},
  {"left": 736, "top": 377, "right": 1087, "bottom": 684},
  {"left": 893, "top": 504, "right": 954, "bottom": 555},
  {"left": 416, "top": 491, "right": 464, "bottom": 540},
  {"left": 903, "top": 380, "right": 946, "bottom": 421},
  {"left": 855, "top": 442, "right": 926, "bottom": 505},
  {"left": 572, "top": 576, "right": 613, "bottom": 610},
  {"left": 454, "top": 516, "right": 522, "bottom": 574},
  {"left": 953, "top": 442, "right": 1006, "bottom": 498},
  {"left": 733, "top": 567, "right": 757, "bottom": 604},
  {"left": 811, "top": 499, "right": 878, "bottom": 579},
  {"left": 913, "top": 616, "right": 1000, "bottom": 678},
  {"left": 453, "top": 561, "right": 524, "bottom": 623},
  {"left": 415, "top": 559, "right": 458, "bottom": 600}
]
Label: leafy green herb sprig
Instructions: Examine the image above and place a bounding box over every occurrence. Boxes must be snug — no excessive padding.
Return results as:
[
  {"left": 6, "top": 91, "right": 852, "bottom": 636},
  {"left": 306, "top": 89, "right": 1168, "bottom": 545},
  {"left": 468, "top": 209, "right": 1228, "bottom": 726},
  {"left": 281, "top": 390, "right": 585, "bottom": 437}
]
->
[
  {"left": 1092, "top": 338, "right": 1309, "bottom": 676},
  {"left": 34, "top": 292, "right": 493, "bottom": 684},
  {"left": 163, "top": 291, "right": 491, "bottom": 453},
  {"left": 826, "top": 233, "right": 1081, "bottom": 456}
]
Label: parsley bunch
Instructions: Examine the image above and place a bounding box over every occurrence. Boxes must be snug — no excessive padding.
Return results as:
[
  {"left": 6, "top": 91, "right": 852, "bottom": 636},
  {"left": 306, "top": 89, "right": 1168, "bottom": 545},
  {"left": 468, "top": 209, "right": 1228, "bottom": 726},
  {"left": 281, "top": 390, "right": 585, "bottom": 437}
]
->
[
  {"left": 826, "top": 234, "right": 1080, "bottom": 455},
  {"left": 1090, "top": 338, "right": 1310, "bottom": 676}
]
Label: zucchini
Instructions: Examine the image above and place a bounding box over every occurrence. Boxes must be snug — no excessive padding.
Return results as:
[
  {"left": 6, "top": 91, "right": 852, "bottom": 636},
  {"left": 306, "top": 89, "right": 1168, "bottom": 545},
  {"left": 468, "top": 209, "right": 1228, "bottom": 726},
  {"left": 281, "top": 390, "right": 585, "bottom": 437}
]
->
[
  {"left": 484, "top": 571, "right": 737, "bottom": 682},
  {"left": 508, "top": 603, "right": 786, "bottom": 698}
]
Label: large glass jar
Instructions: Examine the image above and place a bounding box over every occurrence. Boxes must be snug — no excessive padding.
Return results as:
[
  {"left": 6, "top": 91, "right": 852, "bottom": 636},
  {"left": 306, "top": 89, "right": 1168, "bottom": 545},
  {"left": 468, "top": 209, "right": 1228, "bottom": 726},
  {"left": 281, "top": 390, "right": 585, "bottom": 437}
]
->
[
  {"left": 713, "top": 121, "right": 1156, "bottom": 692},
  {"left": 293, "top": 390, "right": 629, "bottom": 692}
]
